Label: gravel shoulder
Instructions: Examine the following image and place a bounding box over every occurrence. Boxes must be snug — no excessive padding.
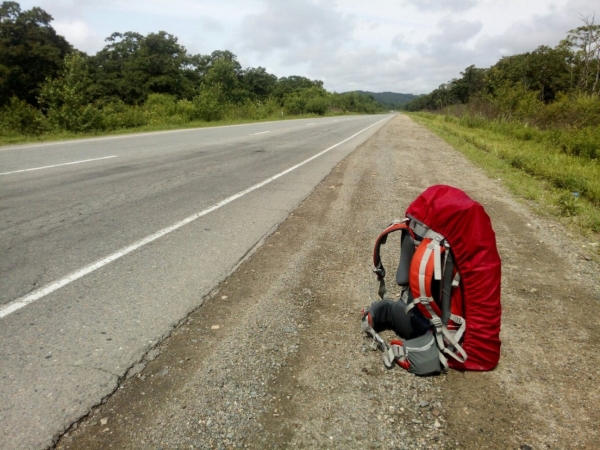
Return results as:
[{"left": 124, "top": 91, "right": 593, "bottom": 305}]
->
[{"left": 56, "top": 114, "right": 600, "bottom": 450}]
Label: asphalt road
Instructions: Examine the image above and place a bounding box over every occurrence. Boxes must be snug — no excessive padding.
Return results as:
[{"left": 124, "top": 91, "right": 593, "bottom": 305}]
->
[{"left": 0, "top": 114, "right": 393, "bottom": 449}]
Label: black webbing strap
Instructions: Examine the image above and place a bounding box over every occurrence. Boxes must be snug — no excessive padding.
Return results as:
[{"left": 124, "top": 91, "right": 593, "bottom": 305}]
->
[{"left": 440, "top": 251, "right": 454, "bottom": 326}]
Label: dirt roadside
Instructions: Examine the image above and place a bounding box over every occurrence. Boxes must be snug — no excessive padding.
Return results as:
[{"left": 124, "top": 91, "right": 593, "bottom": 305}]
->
[{"left": 55, "top": 115, "right": 599, "bottom": 450}]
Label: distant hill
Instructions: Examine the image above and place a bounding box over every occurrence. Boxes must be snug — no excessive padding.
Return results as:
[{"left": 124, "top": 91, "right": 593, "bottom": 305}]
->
[{"left": 351, "top": 91, "right": 419, "bottom": 109}]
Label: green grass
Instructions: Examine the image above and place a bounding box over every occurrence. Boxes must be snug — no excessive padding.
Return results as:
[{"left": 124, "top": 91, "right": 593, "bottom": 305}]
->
[
  {"left": 408, "top": 112, "right": 600, "bottom": 239},
  {"left": 0, "top": 111, "right": 364, "bottom": 147}
]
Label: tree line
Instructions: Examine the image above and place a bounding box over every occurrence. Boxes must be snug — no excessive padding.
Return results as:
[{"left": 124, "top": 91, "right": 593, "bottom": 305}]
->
[
  {"left": 0, "top": 2, "right": 382, "bottom": 136},
  {"left": 406, "top": 18, "right": 600, "bottom": 120},
  {"left": 404, "top": 18, "right": 600, "bottom": 160}
]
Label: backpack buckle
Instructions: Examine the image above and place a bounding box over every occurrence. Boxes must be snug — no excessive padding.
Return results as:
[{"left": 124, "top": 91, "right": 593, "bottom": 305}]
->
[
  {"left": 372, "top": 267, "right": 385, "bottom": 278},
  {"left": 431, "top": 316, "right": 443, "bottom": 331}
]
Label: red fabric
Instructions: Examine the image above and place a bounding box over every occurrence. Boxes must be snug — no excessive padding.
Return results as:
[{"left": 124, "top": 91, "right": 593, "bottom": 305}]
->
[
  {"left": 409, "top": 238, "right": 434, "bottom": 299},
  {"left": 409, "top": 238, "right": 443, "bottom": 318},
  {"left": 406, "top": 185, "right": 502, "bottom": 371}
]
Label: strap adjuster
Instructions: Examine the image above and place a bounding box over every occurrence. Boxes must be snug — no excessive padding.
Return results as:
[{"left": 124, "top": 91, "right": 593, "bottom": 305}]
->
[
  {"left": 373, "top": 266, "right": 385, "bottom": 276},
  {"left": 431, "top": 316, "right": 443, "bottom": 329}
]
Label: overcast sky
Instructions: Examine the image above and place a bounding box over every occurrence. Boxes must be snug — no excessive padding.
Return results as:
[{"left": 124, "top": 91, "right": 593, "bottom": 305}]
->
[{"left": 19, "top": 0, "right": 598, "bottom": 94}]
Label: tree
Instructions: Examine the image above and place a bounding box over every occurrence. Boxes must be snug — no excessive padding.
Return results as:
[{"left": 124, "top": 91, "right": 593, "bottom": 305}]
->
[
  {"left": 39, "top": 53, "right": 103, "bottom": 131},
  {"left": 201, "top": 57, "right": 244, "bottom": 103},
  {"left": 0, "top": 1, "right": 72, "bottom": 106},
  {"left": 485, "top": 46, "right": 571, "bottom": 101},
  {"left": 450, "top": 65, "right": 486, "bottom": 104},
  {"left": 241, "top": 67, "right": 277, "bottom": 100},
  {"left": 273, "top": 76, "right": 324, "bottom": 100},
  {"left": 561, "top": 16, "right": 600, "bottom": 94},
  {"left": 88, "top": 31, "right": 193, "bottom": 104}
]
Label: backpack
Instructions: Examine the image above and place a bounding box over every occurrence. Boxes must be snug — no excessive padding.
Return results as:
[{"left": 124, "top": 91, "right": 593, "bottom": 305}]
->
[{"left": 370, "top": 185, "right": 502, "bottom": 372}]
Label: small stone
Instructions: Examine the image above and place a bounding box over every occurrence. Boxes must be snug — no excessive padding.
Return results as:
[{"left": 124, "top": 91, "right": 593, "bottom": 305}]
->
[
  {"left": 221, "top": 296, "right": 228, "bottom": 300},
  {"left": 419, "top": 400, "right": 430, "bottom": 408},
  {"left": 211, "top": 325, "right": 220, "bottom": 330},
  {"left": 434, "top": 420, "right": 441, "bottom": 428},
  {"left": 432, "top": 409, "right": 440, "bottom": 417},
  {"left": 520, "top": 445, "right": 533, "bottom": 450},
  {"left": 145, "top": 349, "right": 161, "bottom": 361},
  {"left": 127, "top": 362, "right": 146, "bottom": 378},
  {"left": 100, "top": 418, "right": 108, "bottom": 426},
  {"left": 530, "top": 288, "right": 538, "bottom": 294},
  {"left": 158, "top": 367, "right": 169, "bottom": 377}
]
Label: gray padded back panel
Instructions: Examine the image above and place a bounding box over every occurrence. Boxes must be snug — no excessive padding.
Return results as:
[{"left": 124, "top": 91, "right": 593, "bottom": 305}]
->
[{"left": 396, "top": 230, "right": 414, "bottom": 286}]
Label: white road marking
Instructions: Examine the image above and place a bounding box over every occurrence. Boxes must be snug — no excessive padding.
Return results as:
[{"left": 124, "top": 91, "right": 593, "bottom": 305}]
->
[
  {"left": 250, "top": 131, "right": 271, "bottom": 135},
  {"left": 0, "top": 116, "right": 390, "bottom": 319},
  {"left": 0, "top": 155, "right": 118, "bottom": 176}
]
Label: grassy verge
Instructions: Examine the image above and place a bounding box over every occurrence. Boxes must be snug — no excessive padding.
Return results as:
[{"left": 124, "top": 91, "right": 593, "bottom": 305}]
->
[
  {"left": 408, "top": 112, "right": 600, "bottom": 239},
  {"left": 0, "top": 111, "right": 363, "bottom": 147}
]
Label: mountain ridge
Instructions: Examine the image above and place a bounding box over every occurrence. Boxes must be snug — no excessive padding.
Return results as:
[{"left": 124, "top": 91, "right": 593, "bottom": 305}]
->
[{"left": 349, "top": 91, "right": 419, "bottom": 109}]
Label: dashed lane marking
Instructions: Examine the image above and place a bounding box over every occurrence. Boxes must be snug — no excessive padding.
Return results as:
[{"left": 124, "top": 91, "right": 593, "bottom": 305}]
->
[{"left": 0, "top": 116, "right": 391, "bottom": 319}]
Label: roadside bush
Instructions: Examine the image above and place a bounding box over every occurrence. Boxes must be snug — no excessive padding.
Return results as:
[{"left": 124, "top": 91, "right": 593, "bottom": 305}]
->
[
  {"left": 284, "top": 93, "right": 307, "bottom": 115},
  {"left": 39, "top": 53, "right": 106, "bottom": 132},
  {"left": 144, "top": 94, "right": 174, "bottom": 124},
  {"left": 45, "top": 101, "right": 105, "bottom": 133},
  {"left": 306, "top": 96, "right": 329, "bottom": 115},
  {"left": 192, "top": 86, "right": 225, "bottom": 121},
  {"left": 0, "top": 97, "right": 50, "bottom": 135},
  {"left": 541, "top": 92, "right": 600, "bottom": 128},
  {"left": 100, "top": 100, "right": 149, "bottom": 130},
  {"left": 227, "top": 99, "right": 259, "bottom": 120}
]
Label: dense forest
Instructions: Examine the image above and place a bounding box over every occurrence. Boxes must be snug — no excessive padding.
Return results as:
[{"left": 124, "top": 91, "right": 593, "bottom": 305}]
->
[
  {"left": 0, "top": 2, "right": 382, "bottom": 137},
  {"left": 404, "top": 17, "right": 599, "bottom": 159}
]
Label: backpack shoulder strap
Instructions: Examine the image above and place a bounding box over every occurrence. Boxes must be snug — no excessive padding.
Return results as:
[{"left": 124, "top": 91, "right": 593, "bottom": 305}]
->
[
  {"left": 407, "top": 235, "right": 468, "bottom": 365},
  {"left": 372, "top": 220, "right": 410, "bottom": 300}
]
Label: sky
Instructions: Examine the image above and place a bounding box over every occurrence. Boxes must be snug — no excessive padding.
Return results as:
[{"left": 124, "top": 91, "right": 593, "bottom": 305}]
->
[{"left": 18, "top": 0, "right": 599, "bottom": 94}]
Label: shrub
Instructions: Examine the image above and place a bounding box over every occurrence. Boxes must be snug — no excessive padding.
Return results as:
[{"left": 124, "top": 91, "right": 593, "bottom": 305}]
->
[
  {"left": 0, "top": 97, "right": 49, "bottom": 135},
  {"left": 306, "top": 96, "right": 329, "bottom": 115},
  {"left": 557, "top": 191, "right": 580, "bottom": 217},
  {"left": 100, "top": 100, "right": 148, "bottom": 130},
  {"left": 192, "top": 86, "right": 225, "bottom": 121}
]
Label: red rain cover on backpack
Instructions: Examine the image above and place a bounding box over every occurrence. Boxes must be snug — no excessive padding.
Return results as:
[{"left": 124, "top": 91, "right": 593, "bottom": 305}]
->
[{"left": 406, "top": 185, "right": 502, "bottom": 371}]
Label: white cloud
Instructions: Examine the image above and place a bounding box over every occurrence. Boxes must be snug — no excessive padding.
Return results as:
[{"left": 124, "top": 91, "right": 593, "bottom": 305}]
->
[
  {"left": 15, "top": 0, "right": 600, "bottom": 93},
  {"left": 430, "top": 19, "right": 483, "bottom": 44},
  {"left": 404, "top": 0, "right": 477, "bottom": 12},
  {"left": 391, "top": 33, "right": 405, "bottom": 50},
  {"left": 240, "top": 0, "right": 352, "bottom": 55},
  {"left": 53, "top": 19, "right": 103, "bottom": 54}
]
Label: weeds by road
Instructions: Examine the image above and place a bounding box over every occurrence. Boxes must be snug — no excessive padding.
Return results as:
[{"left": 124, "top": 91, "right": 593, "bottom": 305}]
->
[
  {"left": 0, "top": 111, "right": 357, "bottom": 147},
  {"left": 410, "top": 112, "right": 600, "bottom": 238}
]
